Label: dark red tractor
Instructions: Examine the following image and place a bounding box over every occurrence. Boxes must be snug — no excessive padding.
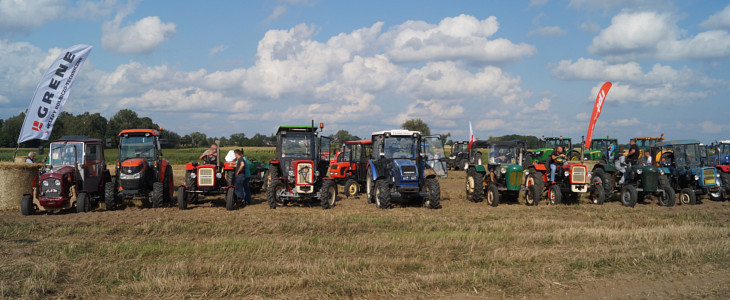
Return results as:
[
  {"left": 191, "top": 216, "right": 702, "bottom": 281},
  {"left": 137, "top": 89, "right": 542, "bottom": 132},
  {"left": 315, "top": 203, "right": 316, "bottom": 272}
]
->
[
  {"left": 105, "top": 129, "right": 174, "bottom": 209},
  {"left": 329, "top": 139, "right": 372, "bottom": 197},
  {"left": 21, "top": 136, "right": 111, "bottom": 215}
]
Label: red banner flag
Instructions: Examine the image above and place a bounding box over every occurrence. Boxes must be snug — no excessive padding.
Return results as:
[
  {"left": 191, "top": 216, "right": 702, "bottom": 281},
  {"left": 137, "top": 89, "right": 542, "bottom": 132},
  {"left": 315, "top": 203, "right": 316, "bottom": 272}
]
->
[{"left": 585, "top": 81, "right": 612, "bottom": 150}]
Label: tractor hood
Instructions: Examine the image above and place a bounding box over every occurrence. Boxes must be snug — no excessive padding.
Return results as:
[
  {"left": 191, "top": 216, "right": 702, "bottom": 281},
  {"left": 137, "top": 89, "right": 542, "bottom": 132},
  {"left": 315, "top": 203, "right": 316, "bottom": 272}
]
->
[
  {"left": 121, "top": 158, "right": 148, "bottom": 167},
  {"left": 40, "top": 165, "right": 75, "bottom": 181},
  {"left": 393, "top": 159, "right": 418, "bottom": 175}
]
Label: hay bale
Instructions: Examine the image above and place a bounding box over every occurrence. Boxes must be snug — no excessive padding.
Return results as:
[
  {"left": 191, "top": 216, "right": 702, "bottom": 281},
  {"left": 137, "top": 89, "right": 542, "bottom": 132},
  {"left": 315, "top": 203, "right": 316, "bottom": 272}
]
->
[{"left": 0, "top": 162, "right": 42, "bottom": 211}]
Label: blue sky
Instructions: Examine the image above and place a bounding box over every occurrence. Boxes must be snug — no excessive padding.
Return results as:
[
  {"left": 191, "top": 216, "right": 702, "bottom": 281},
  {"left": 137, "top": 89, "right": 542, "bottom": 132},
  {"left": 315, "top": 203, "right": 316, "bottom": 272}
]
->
[{"left": 1, "top": 0, "right": 729, "bottom": 143}]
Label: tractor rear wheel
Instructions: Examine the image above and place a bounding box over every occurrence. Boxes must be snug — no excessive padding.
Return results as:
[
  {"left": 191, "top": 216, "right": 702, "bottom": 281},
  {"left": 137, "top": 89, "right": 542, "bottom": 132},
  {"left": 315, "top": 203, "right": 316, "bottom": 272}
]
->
[
  {"left": 76, "top": 192, "right": 90, "bottom": 213},
  {"left": 366, "top": 169, "right": 375, "bottom": 204},
  {"left": 104, "top": 179, "right": 117, "bottom": 211},
  {"left": 267, "top": 179, "right": 285, "bottom": 209},
  {"left": 225, "top": 170, "right": 234, "bottom": 187},
  {"left": 569, "top": 151, "right": 581, "bottom": 161},
  {"left": 486, "top": 183, "right": 499, "bottom": 207},
  {"left": 658, "top": 184, "right": 675, "bottom": 207},
  {"left": 164, "top": 166, "right": 173, "bottom": 203},
  {"left": 679, "top": 188, "right": 696, "bottom": 205},
  {"left": 460, "top": 159, "right": 468, "bottom": 171},
  {"left": 424, "top": 178, "right": 441, "bottom": 209},
  {"left": 225, "top": 187, "right": 236, "bottom": 211},
  {"left": 721, "top": 173, "right": 730, "bottom": 200},
  {"left": 620, "top": 185, "right": 638, "bottom": 207},
  {"left": 344, "top": 179, "right": 358, "bottom": 197},
  {"left": 375, "top": 179, "right": 391, "bottom": 209},
  {"left": 319, "top": 180, "right": 337, "bottom": 209},
  {"left": 466, "top": 169, "right": 484, "bottom": 203},
  {"left": 525, "top": 184, "right": 541, "bottom": 206},
  {"left": 548, "top": 185, "right": 562, "bottom": 205},
  {"left": 21, "top": 194, "right": 34, "bottom": 216},
  {"left": 593, "top": 168, "right": 613, "bottom": 198},
  {"left": 177, "top": 186, "right": 187, "bottom": 209},
  {"left": 151, "top": 182, "right": 164, "bottom": 208}
]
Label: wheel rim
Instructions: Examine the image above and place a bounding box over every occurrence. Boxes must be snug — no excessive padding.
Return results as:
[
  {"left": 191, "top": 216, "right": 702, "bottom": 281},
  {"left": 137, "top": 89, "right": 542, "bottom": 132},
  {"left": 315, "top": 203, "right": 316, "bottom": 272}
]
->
[
  {"left": 659, "top": 192, "right": 667, "bottom": 205},
  {"left": 329, "top": 185, "right": 336, "bottom": 206},
  {"left": 424, "top": 183, "right": 431, "bottom": 207},
  {"left": 526, "top": 189, "right": 534, "bottom": 205},
  {"left": 526, "top": 176, "right": 534, "bottom": 187},
  {"left": 348, "top": 184, "right": 357, "bottom": 195},
  {"left": 466, "top": 176, "right": 474, "bottom": 195},
  {"left": 680, "top": 193, "right": 690, "bottom": 205},
  {"left": 622, "top": 190, "right": 631, "bottom": 204},
  {"left": 375, "top": 185, "right": 381, "bottom": 206},
  {"left": 549, "top": 188, "right": 556, "bottom": 204},
  {"left": 274, "top": 185, "right": 285, "bottom": 205},
  {"left": 463, "top": 161, "right": 468, "bottom": 170},
  {"left": 367, "top": 178, "right": 372, "bottom": 199},
  {"left": 487, "top": 189, "right": 494, "bottom": 205}
]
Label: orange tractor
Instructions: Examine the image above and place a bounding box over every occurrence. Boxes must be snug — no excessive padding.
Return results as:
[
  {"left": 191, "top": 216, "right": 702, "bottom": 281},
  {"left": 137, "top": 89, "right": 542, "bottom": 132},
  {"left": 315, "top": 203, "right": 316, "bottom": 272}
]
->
[{"left": 329, "top": 139, "right": 372, "bottom": 197}]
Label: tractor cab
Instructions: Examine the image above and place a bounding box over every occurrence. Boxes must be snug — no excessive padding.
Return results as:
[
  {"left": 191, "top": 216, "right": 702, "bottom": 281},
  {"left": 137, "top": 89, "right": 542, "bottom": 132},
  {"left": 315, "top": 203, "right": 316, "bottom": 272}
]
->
[
  {"left": 266, "top": 122, "right": 337, "bottom": 209},
  {"left": 635, "top": 135, "right": 665, "bottom": 161},
  {"left": 711, "top": 140, "right": 730, "bottom": 200},
  {"left": 21, "top": 136, "right": 111, "bottom": 215},
  {"left": 446, "top": 141, "right": 470, "bottom": 170},
  {"left": 653, "top": 140, "right": 721, "bottom": 204},
  {"left": 329, "top": 139, "right": 373, "bottom": 197},
  {"left": 530, "top": 136, "right": 572, "bottom": 164},
  {"left": 586, "top": 138, "right": 618, "bottom": 162},
  {"left": 366, "top": 130, "right": 446, "bottom": 209}
]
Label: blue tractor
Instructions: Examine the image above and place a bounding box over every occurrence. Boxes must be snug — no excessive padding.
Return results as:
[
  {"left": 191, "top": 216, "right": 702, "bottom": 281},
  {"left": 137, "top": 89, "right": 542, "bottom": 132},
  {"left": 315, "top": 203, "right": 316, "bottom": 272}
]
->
[
  {"left": 365, "top": 130, "right": 447, "bottom": 209},
  {"left": 652, "top": 140, "right": 722, "bottom": 205}
]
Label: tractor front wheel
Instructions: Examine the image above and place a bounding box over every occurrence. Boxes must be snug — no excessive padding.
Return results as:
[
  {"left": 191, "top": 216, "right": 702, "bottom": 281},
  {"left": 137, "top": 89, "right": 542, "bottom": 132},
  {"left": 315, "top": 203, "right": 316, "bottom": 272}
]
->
[
  {"left": 344, "top": 179, "right": 358, "bottom": 197},
  {"left": 320, "top": 180, "right": 337, "bottom": 209},
  {"left": 486, "top": 183, "right": 499, "bottom": 207},
  {"left": 151, "top": 182, "right": 164, "bottom": 208},
  {"left": 424, "top": 178, "right": 441, "bottom": 209},
  {"left": 21, "top": 194, "right": 34, "bottom": 216},
  {"left": 225, "top": 187, "right": 236, "bottom": 211},
  {"left": 548, "top": 184, "right": 562, "bottom": 205},
  {"left": 525, "top": 184, "right": 541, "bottom": 206},
  {"left": 267, "top": 179, "right": 285, "bottom": 209},
  {"left": 104, "top": 180, "right": 117, "bottom": 211},
  {"left": 658, "top": 185, "right": 676, "bottom": 207},
  {"left": 366, "top": 169, "right": 375, "bottom": 204},
  {"left": 164, "top": 166, "right": 173, "bottom": 203},
  {"left": 590, "top": 183, "right": 605, "bottom": 205},
  {"left": 177, "top": 186, "right": 187, "bottom": 209},
  {"left": 375, "top": 179, "right": 391, "bottom": 209},
  {"left": 620, "top": 185, "right": 638, "bottom": 207},
  {"left": 466, "top": 169, "right": 484, "bottom": 203},
  {"left": 76, "top": 192, "right": 90, "bottom": 213},
  {"left": 679, "top": 188, "right": 696, "bottom": 205}
]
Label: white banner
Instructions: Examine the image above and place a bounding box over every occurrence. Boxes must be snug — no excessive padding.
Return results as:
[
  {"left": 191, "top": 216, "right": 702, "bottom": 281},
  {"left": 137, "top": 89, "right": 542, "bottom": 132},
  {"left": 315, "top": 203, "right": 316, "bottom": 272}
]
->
[{"left": 18, "top": 44, "right": 92, "bottom": 144}]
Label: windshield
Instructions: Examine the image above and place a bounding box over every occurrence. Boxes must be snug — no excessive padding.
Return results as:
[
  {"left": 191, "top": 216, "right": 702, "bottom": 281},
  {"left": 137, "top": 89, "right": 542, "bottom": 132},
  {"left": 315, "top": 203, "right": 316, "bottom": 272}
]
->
[
  {"left": 490, "top": 145, "right": 519, "bottom": 164},
  {"left": 384, "top": 136, "right": 417, "bottom": 159},
  {"left": 50, "top": 142, "right": 83, "bottom": 166},
  {"left": 120, "top": 136, "right": 157, "bottom": 160},
  {"left": 281, "top": 133, "right": 313, "bottom": 158},
  {"left": 720, "top": 144, "right": 730, "bottom": 156},
  {"left": 636, "top": 138, "right": 661, "bottom": 151},
  {"left": 673, "top": 144, "right": 701, "bottom": 168},
  {"left": 545, "top": 138, "right": 570, "bottom": 149},
  {"left": 591, "top": 139, "right": 616, "bottom": 150}
]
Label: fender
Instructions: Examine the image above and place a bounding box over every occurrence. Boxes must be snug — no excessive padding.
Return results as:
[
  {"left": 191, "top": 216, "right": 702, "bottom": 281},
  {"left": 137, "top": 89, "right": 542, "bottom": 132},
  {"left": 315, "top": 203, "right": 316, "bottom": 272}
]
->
[
  {"left": 594, "top": 164, "right": 615, "bottom": 173},
  {"left": 531, "top": 164, "right": 547, "bottom": 172},
  {"left": 368, "top": 160, "right": 379, "bottom": 180},
  {"left": 474, "top": 164, "right": 486, "bottom": 173},
  {"left": 717, "top": 165, "right": 730, "bottom": 173}
]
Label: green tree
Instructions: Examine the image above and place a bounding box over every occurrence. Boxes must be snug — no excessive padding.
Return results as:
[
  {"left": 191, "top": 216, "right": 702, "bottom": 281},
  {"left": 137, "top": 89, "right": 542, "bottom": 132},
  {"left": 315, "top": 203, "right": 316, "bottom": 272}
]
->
[
  {"left": 330, "top": 129, "right": 360, "bottom": 144},
  {"left": 188, "top": 132, "right": 208, "bottom": 147},
  {"left": 229, "top": 133, "right": 246, "bottom": 147},
  {"left": 401, "top": 118, "right": 431, "bottom": 136},
  {"left": 438, "top": 133, "right": 451, "bottom": 145}
]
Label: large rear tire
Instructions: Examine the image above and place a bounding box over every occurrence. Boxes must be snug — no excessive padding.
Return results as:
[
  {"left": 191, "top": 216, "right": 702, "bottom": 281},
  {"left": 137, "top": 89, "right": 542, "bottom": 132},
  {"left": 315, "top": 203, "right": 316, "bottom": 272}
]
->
[
  {"left": 344, "top": 179, "right": 358, "bottom": 197},
  {"left": 466, "top": 169, "right": 484, "bottom": 203},
  {"left": 225, "top": 187, "right": 236, "bottom": 211},
  {"left": 548, "top": 184, "right": 562, "bottom": 205},
  {"left": 177, "top": 186, "right": 187, "bottom": 209},
  {"left": 375, "top": 179, "right": 391, "bottom": 209},
  {"left": 366, "top": 169, "right": 375, "bottom": 204},
  {"left": 163, "top": 166, "right": 173, "bottom": 203},
  {"left": 151, "top": 182, "right": 164, "bottom": 208},
  {"left": 486, "top": 183, "right": 499, "bottom": 207},
  {"left": 76, "top": 192, "right": 90, "bottom": 213},
  {"left": 104, "top": 179, "right": 117, "bottom": 211},
  {"left": 721, "top": 172, "right": 730, "bottom": 200},
  {"left": 679, "top": 188, "right": 696, "bottom": 205},
  {"left": 21, "top": 194, "right": 34, "bottom": 216},
  {"left": 319, "top": 180, "right": 337, "bottom": 209},
  {"left": 425, "top": 178, "right": 441, "bottom": 209},
  {"left": 267, "top": 179, "right": 285, "bottom": 209},
  {"left": 620, "top": 185, "right": 638, "bottom": 207}
]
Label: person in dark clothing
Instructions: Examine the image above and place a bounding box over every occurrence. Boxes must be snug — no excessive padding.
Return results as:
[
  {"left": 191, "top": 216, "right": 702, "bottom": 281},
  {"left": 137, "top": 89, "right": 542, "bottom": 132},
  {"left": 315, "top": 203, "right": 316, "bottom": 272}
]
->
[
  {"left": 233, "top": 149, "right": 247, "bottom": 205},
  {"left": 549, "top": 146, "right": 567, "bottom": 183},
  {"left": 242, "top": 153, "right": 252, "bottom": 205},
  {"left": 626, "top": 139, "right": 640, "bottom": 166}
]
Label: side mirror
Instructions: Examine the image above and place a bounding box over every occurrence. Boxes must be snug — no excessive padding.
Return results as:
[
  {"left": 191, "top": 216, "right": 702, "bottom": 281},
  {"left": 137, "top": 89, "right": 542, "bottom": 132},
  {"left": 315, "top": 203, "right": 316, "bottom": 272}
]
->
[
  {"left": 38, "top": 145, "right": 44, "bottom": 155},
  {"left": 106, "top": 138, "right": 112, "bottom": 147}
]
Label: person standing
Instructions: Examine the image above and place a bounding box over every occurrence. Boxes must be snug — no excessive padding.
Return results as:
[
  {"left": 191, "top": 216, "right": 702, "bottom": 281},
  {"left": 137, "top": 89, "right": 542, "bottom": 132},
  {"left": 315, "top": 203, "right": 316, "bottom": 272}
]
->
[
  {"left": 233, "top": 149, "right": 247, "bottom": 205},
  {"left": 626, "top": 139, "right": 640, "bottom": 166},
  {"left": 242, "top": 152, "right": 252, "bottom": 205},
  {"left": 25, "top": 152, "right": 35, "bottom": 163}
]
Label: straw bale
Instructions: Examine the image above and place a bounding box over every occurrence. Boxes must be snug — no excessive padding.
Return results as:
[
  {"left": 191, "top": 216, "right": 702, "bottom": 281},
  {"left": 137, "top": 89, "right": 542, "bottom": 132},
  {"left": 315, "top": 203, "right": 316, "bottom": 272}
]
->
[{"left": 0, "top": 162, "right": 42, "bottom": 211}]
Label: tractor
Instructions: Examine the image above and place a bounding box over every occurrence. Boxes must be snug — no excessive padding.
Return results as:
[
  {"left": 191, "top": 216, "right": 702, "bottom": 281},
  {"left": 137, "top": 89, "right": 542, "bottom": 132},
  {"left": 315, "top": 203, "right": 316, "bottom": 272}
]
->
[
  {"left": 105, "top": 129, "right": 174, "bottom": 210},
  {"left": 582, "top": 137, "right": 618, "bottom": 161},
  {"left": 528, "top": 136, "right": 577, "bottom": 164},
  {"left": 365, "top": 130, "right": 447, "bottom": 209},
  {"left": 329, "top": 139, "right": 372, "bottom": 197},
  {"left": 446, "top": 141, "right": 469, "bottom": 170},
  {"left": 21, "top": 136, "right": 111, "bottom": 215},
  {"left": 178, "top": 142, "right": 238, "bottom": 210},
  {"left": 266, "top": 122, "right": 337, "bottom": 209},
  {"left": 464, "top": 140, "right": 541, "bottom": 206},
  {"left": 613, "top": 161, "right": 676, "bottom": 208},
  {"left": 710, "top": 140, "right": 730, "bottom": 200},
  {"left": 634, "top": 135, "right": 665, "bottom": 158},
  {"left": 652, "top": 140, "right": 721, "bottom": 205}
]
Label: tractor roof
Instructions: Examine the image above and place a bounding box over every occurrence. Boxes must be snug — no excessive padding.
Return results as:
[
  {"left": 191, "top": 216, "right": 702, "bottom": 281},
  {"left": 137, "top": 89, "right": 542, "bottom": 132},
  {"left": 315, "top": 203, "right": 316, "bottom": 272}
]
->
[
  {"left": 719, "top": 140, "right": 730, "bottom": 144},
  {"left": 544, "top": 136, "right": 571, "bottom": 140},
  {"left": 371, "top": 129, "right": 420, "bottom": 136},
  {"left": 343, "top": 139, "right": 372, "bottom": 145},
  {"left": 635, "top": 136, "right": 665, "bottom": 140},
  {"left": 654, "top": 139, "right": 700, "bottom": 147},
  {"left": 53, "top": 136, "right": 102, "bottom": 143},
  {"left": 592, "top": 138, "right": 617, "bottom": 141},
  {"left": 472, "top": 140, "right": 521, "bottom": 148},
  {"left": 119, "top": 129, "right": 160, "bottom": 136},
  {"left": 277, "top": 125, "right": 317, "bottom": 133},
  {"left": 454, "top": 141, "right": 468, "bottom": 144}
]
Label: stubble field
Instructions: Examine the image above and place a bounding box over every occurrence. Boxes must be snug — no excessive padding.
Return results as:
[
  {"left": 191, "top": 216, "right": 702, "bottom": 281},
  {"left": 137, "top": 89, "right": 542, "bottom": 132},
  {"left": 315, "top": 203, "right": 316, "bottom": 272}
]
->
[{"left": 2, "top": 167, "right": 730, "bottom": 299}]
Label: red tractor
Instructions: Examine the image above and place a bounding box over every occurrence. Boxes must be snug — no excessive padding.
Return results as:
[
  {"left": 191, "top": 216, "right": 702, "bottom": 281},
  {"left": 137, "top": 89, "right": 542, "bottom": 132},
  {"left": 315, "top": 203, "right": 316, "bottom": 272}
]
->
[
  {"left": 177, "top": 143, "right": 238, "bottom": 210},
  {"left": 105, "top": 129, "right": 174, "bottom": 209},
  {"left": 329, "top": 139, "right": 372, "bottom": 197},
  {"left": 21, "top": 136, "right": 111, "bottom": 215}
]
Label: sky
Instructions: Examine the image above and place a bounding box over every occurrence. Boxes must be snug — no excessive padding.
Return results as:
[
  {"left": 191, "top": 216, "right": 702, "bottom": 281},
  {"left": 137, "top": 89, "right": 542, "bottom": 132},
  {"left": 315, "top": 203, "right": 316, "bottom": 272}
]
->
[{"left": 1, "top": 0, "right": 729, "bottom": 143}]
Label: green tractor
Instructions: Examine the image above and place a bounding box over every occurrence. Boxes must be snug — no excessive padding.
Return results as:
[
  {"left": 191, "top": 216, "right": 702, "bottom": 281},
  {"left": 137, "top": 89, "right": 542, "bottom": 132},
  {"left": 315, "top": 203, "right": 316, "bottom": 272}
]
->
[
  {"left": 582, "top": 138, "right": 618, "bottom": 161},
  {"left": 528, "top": 136, "right": 577, "bottom": 164},
  {"left": 465, "top": 140, "right": 541, "bottom": 206}
]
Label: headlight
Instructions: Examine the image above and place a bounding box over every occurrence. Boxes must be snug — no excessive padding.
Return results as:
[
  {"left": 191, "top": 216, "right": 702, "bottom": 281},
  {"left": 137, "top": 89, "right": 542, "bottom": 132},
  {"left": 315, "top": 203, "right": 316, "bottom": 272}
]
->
[
  {"left": 694, "top": 175, "right": 700, "bottom": 181},
  {"left": 659, "top": 169, "right": 665, "bottom": 175},
  {"left": 289, "top": 170, "right": 295, "bottom": 177},
  {"left": 190, "top": 173, "right": 197, "bottom": 179},
  {"left": 500, "top": 168, "right": 507, "bottom": 174},
  {"left": 54, "top": 179, "right": 61, "bottom": 186},
  {"left": 43, "top": 180, "right": 49, "bottom": 187},
  {"left": 564, "top": 171, "right": 570, "bottom": 177},
  {"left": 587, "top": 172, "right": 592, "bottom": 178},
  {"left": 636, "top": 169, "right": 643, "bottom": 175},
  {"left": 524, "top": 170, "right": 529, "bottom": 175},
  {"left": 535, "top": 151, "right": 542, "bottom": 155},
  {"left": 717, "top": 173, "right": 721, "bottom": 178},
  {"left": 315, "top": 171, "right": 320, "bottom": 177},
  {"left": 489, "top": 157, "right": 495, "bottom": 163},
  {"left": 216, "top": 173, "right": 222, "bottom": 179}
]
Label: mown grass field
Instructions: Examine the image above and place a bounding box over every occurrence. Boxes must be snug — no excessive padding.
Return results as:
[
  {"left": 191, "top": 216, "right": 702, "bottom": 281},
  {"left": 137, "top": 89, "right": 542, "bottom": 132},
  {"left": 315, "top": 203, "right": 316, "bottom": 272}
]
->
[{"left": 1, "top": 170, "right": 730, "bottom": 299}]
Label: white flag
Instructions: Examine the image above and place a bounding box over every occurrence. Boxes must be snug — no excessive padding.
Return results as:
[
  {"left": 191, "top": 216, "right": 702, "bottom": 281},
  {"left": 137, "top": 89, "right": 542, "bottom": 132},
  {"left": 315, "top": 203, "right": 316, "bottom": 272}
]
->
[
  {"left": 18, "top": 44, "right": 92, "bottom": 144},
  {"left": 468, "top": 121, "right": 474, "bottom": 150}
]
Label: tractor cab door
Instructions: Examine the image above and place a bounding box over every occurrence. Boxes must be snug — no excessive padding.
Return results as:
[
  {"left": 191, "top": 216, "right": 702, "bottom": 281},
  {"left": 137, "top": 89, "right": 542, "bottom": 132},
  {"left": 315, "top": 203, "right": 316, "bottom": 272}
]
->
[
  {"left": 317, "top": 136, "right": 331, "bottom": 171},
  {"left": 423, "top": 136, "right": 448, "bottom": 178},
  {"left": 83, "top": 143, "right": 103, "bottom": 192},
  {"left": 354, "top": 143, "right": 372, "bottom": 181}
]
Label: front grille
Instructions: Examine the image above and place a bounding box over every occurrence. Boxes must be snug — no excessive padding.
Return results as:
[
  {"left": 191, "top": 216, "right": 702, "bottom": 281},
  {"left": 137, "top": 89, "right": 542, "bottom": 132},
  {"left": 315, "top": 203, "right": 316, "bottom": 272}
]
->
[
  {"left": 509, "top": 170, "right": 524, "bottom": 186},
  {"left": 296, "top": 162, "right": 314, "bottom": 185},
  {"left": 571, "top": 166, "right": 586, "bottom": 184},
  {"left": 198, "top": 167, "right": 215, "bottom": 186},
  {"left": 643, "top": 168, "right": 659, "bottom": 192},
  {"left": 121, "top": 165, "right": 143, "bottom": 175},
  {"left": 703, "top": 168, "right": 716, "bottom": 185},
  {"left": 401, "top": 165, "right": 417, "bottom": 175},
  {"left": 42, "top": 179, "right": 61, "bottom": 197}
]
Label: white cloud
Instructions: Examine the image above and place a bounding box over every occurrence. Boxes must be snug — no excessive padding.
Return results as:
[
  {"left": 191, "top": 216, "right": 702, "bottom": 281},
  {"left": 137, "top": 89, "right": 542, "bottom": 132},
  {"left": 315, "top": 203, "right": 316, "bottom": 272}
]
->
[
  {"left": 591, "top": 82, "right": 711, "bottom": 106},
  {"left": 209, "top": 45, "right": 227, "bottom": 56},
  {"left": 609, "top": 118, "right": 640, "bottom": 127},
  {"left": 102, "top": 16, "right": 177, "bottom": 54},
  {"left": 0, "top": 0, "right": 117, "bottom": 34},
  {"left": 0, "top": 94, "right": 8, "bottom": 104},
  {"left": 529, "top": 0, "right": 549, "bottom": 8},
  {"left": 699, "top": 121, "right": 730, "bottom": 133},
  {"left": 476, "top": 119, "right": 505, "bottom": 131},
  {"left": 118, "top": 88, "right": 243, "bottom": 112},
  {"left": 382, "top": 14, "right": 536, "bottom": 64},
  {"left": 575, "top": 112, "right": 590, "bottom": 121},
  {"left": 529, "top": 26, "right": 567, "bottom": 36},
  {"left": 701, "top": 5, "right": 730, "bottom": 29},
  {"left": 267, "top": 5, "right": 287, "bottom": 21},
  {"left": 579, "top": 22, "right": 600, "bottom": 33},
  {"left": 568, "top": 0, "right": 673, "bottom": 11},
  {"left": 588, "top": 11, "right": 730, "bottom": 61}
]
